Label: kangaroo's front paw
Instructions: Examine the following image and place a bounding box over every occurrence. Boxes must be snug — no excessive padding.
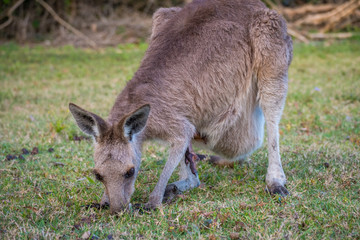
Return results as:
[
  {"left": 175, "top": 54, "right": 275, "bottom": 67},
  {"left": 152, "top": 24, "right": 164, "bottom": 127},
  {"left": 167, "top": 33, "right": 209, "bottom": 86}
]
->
[
  {"left": 144, "top": 194, "right": 163, "bottom": 210},
  {"left": 132, "top": 203, "right": 154, "bottom": 213},
  {"left": 100, "top": 192, "right": 110, "bottom": 207},
  {"left": 143, "top": 202, "right": 161, "bottom": 210},
  {"left": 267, "top": 184, "right": 289, "bottom": 196},
  {"left": 100, "top": 202, "right": 110, "bottom": 209}
]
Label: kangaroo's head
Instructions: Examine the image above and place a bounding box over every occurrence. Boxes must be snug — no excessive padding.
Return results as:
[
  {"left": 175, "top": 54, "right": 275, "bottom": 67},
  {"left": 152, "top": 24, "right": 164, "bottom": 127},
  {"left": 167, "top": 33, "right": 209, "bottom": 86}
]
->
[{"left": 69, "top": 103, "right": 150, "bottom": 213}]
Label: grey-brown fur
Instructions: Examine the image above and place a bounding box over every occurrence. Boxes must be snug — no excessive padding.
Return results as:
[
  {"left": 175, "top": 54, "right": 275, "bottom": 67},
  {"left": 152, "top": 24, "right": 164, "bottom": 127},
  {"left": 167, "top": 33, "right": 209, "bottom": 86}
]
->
[{"left": 69, "top": 0, "right": 292, "bottom": 213}]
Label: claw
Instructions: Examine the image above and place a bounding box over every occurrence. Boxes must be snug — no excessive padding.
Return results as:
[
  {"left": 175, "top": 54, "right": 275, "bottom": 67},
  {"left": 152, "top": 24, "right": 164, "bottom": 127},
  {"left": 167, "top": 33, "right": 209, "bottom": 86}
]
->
[
  {"left": 266, "top": 185, "right": 290, "bottom": 197},
  {"left": 185, "top": 147, "right": 198, "bottom": 175},
  {"left": 184, "top": 132, "right": 209, "bottom": 175}
]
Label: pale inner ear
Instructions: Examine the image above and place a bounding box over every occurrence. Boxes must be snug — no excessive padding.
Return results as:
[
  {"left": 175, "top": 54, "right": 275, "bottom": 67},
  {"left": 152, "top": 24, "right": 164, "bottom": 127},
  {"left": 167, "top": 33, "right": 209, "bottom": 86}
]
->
[
  {"left": 69, "top": 103, "right": 108, "bottom": 138},
  {"left": 123, "top": 105, "right": 150, "bottom": 141},
  {"left": 76, "top": 112, "right": 97, "bottom": 136}
]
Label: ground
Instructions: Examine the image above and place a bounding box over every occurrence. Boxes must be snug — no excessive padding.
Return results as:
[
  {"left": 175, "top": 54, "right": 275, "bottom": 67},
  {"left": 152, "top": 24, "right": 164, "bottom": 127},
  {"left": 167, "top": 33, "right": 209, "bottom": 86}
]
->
[{"left": 0, "top": 40, "right": 359, "bottom": 239}]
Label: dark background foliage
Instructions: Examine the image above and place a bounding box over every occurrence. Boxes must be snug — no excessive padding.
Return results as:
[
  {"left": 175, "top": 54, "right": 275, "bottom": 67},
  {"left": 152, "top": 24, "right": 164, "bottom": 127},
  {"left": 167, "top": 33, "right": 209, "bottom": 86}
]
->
[{"left": 0, "top": 0, "right": 357, "bottom": 46}]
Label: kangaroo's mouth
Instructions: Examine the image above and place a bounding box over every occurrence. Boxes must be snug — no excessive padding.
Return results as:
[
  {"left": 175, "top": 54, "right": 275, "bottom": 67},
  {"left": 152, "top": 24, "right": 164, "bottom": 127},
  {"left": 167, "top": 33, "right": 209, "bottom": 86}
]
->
[
  {"left": 101, "top": 202, "right": 110, "bottom": 209},
  {"left": 109, "top": 203, "right": 132, "bottom": 214}
]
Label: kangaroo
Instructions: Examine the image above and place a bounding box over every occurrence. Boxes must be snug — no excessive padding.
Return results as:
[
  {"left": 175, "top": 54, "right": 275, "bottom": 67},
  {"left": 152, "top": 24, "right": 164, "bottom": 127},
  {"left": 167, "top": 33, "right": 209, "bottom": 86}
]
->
[{"left": 69, "top": 0, "right": 293, "bottom": 213}]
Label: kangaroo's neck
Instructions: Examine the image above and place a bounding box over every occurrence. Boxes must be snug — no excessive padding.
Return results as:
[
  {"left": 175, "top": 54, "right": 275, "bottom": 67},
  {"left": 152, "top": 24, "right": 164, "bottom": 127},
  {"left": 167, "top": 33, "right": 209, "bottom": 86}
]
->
[
  {"left": 107, "top": 51, "right": 175, "bottom": 142},
  {"left": 107, "top": 70, "right": 161, "bottom": 127}
]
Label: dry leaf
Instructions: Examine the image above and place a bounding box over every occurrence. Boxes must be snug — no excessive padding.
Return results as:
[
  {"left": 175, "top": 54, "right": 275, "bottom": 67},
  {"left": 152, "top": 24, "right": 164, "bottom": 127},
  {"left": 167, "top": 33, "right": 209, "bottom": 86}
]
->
[{"left": 81, "top": 231, "right": 90, "bottom": 239}]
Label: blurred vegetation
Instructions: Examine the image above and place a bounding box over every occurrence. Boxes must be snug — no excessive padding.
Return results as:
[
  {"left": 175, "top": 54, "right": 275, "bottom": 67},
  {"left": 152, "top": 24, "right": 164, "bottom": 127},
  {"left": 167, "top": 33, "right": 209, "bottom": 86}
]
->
[{"left": 1, "top": 0, "right": 358, "bottom": 46}]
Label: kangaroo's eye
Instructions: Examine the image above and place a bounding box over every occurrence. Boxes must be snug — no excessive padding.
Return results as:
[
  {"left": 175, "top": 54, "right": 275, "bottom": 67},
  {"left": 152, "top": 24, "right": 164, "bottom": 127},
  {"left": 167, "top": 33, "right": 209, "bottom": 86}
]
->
[
  {"left": 93, "top": 170, "right": 103, "bottom": 181},
  {"left": 125, "top": 167, "right": 135, "bottom": 179},
  {"left": 95, "top": 173, "right": 103, "bottom": 181}
]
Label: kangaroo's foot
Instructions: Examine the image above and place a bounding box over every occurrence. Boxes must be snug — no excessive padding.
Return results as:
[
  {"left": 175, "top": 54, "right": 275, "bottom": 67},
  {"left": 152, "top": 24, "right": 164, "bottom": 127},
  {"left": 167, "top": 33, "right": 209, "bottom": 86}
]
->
[
  {"left": 207, "top": 155, "right": 235, "bottom": 167},
  {"left": 196, "top": 153, "right": 208, "bottom": 161},
  {"left": 162, "top": 183, "right": 182, "bottom": 203},
  {"left": 162, "top": 176, "right": 200, "bottom": 203},
  {"left": 192, "top": 152, "right": 234, "bottom": 167}
]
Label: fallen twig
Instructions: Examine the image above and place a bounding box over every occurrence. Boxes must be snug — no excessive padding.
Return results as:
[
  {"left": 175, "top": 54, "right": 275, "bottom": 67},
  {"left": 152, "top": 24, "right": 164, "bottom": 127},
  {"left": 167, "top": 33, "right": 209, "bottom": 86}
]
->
[
  {"left": 52, "top": 162, "right": 65, "bottom": 167},
  {"left": 287, "top": 27, "right": 309, "bottom": 43},
  {"left": 0, "top": 0, "right": 25, "bottom": 30},
  {"left": 294, "top": 0, "right": 359, "bottom": 26},
  {"left": 308, "top": 32, "right": 355, "bottom": 40},
  {"left": 36, "top": 0, "right": 97, "bottom": 48},
  {"left": 321, "top": 0, "right": 360, "bottom": 33},
  {"left": 282, "top": 4, "right": 336, "bottom": 20}
]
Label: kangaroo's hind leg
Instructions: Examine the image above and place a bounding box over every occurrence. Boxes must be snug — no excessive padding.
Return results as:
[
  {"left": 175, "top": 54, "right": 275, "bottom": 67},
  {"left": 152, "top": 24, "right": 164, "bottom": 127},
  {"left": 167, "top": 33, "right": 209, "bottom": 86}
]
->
[{"left": 250, "top": 9, "right": 293, "bottom": 196}]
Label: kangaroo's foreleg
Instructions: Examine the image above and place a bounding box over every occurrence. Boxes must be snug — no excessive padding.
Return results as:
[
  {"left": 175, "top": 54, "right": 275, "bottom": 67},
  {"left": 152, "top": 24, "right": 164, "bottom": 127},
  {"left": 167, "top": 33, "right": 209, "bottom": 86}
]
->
[
  {"left": 145, "top": 121, "right": 200, "bottom": 208},
  {"left": 162, "top": 143, "right": 201, "bottom": 203},
  {"left": 145, "top": 140, "right": 188, "bottom": 208}
]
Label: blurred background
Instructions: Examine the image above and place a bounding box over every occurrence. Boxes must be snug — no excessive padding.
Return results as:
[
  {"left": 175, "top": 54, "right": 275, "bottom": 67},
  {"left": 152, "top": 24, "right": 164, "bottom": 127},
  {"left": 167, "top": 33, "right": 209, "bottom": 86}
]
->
[{"left": 0, "top": 0, "right": 359, "bottom": 47}]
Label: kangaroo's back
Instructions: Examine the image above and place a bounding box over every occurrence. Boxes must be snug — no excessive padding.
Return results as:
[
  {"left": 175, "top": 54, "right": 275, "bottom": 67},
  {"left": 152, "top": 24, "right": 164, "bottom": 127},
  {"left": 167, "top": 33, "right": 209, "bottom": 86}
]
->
[{"left": 121, "top": 0, "right": 266, "bottom": 125}]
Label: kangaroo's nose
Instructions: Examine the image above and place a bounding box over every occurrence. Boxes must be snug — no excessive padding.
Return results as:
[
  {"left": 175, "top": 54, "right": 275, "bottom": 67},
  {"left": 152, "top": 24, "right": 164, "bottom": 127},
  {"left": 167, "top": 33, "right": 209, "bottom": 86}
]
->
[
  {"left": 100, "top": 202, "right": 110, "bottom": 209},
  {"left": 110, "top": 203, "right": 132, "bottom": 214}
]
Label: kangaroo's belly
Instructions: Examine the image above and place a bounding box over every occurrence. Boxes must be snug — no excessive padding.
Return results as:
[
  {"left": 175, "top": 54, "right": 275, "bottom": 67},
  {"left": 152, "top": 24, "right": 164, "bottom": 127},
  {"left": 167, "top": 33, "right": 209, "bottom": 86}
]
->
[{"left": 195, "top": 106, "right": 264, "bottom": 160}]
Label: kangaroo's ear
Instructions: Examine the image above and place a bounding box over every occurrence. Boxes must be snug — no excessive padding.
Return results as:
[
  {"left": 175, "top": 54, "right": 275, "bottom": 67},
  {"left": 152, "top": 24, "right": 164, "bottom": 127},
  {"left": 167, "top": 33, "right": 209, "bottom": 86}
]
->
[
  {"left": 151, "top": 7, "right": 182, "bottom": 40},
  {"left": 69, "top": 103, "right": 108, "bottom": 138},
  {"left": 122, "top": 104, "right": 150, "bottom": 141}
]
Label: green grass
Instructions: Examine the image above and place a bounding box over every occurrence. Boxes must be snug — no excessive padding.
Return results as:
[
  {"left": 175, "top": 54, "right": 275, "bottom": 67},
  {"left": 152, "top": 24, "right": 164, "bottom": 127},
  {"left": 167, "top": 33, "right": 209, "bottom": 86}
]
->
[{"left": 0, "top": 40, "right": 359, "bottom": 239}]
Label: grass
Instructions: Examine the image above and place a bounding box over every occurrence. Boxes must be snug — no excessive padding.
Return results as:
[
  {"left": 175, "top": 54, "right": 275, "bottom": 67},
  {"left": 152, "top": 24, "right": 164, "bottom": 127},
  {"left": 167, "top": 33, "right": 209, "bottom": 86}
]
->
[{"left": 0, "top": 40, "right": 359, "bottom": 239}]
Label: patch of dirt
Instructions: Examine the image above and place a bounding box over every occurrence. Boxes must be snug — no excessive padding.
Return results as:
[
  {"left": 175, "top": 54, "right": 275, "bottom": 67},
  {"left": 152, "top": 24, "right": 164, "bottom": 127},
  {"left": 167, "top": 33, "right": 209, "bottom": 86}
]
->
[
  {"left": 82, "top": 202, "right": 109, "bottom": 210},
  {"left": 21, "top": 148, "right": 30, "bottom": 154},
  {"left": 4, "top": 146, "right": 57, "bottom": 161},
  {"left": 5, "top": 154, "right": 17, "bottom": 161},
  {"left": 72, "top": 135, "right": 91, "bottom": 142},
  {"left": 31, "top": 147, "right": 39, "bottom": 155},
  {"left": 73, "top": 214, "right": 97, "bottom": 229},
  {"left": 52, "top": 162, "right": 65, "bottom": 167}
]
